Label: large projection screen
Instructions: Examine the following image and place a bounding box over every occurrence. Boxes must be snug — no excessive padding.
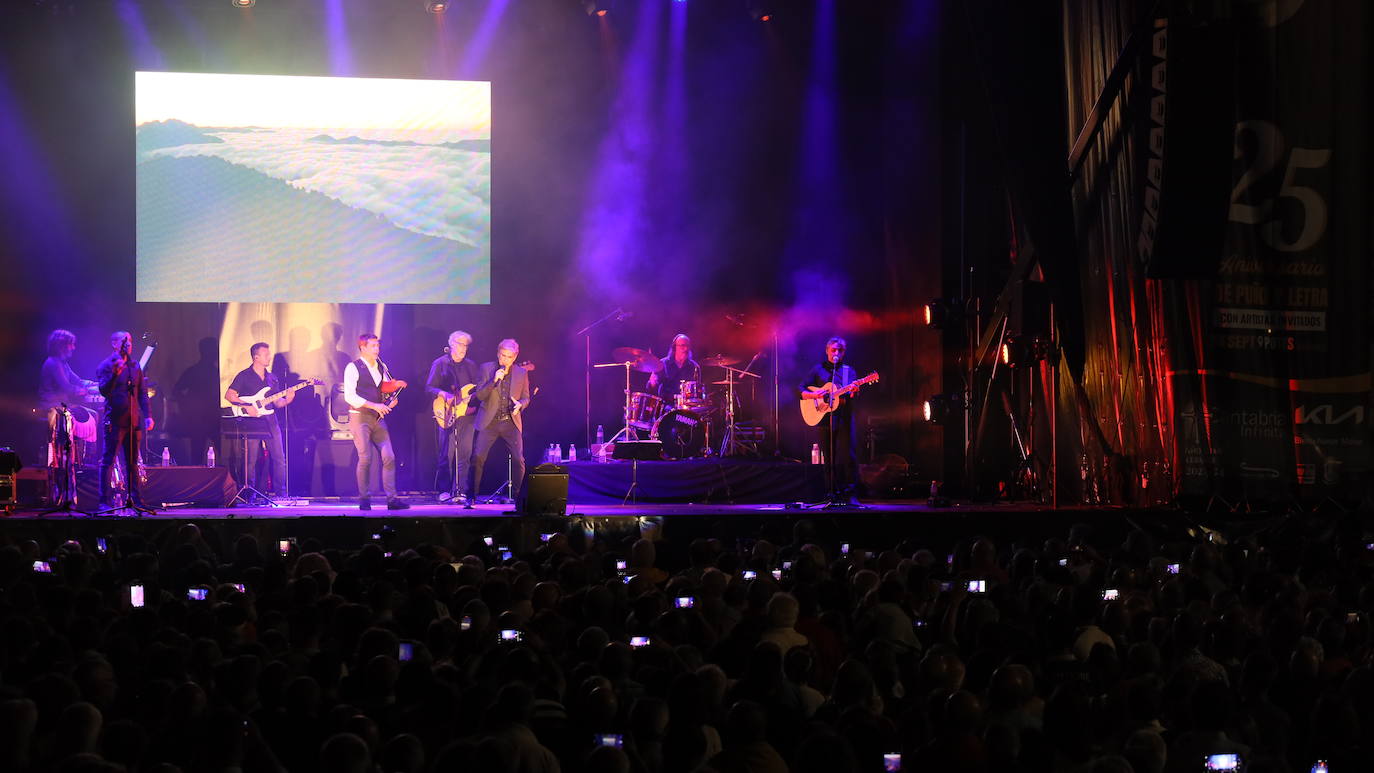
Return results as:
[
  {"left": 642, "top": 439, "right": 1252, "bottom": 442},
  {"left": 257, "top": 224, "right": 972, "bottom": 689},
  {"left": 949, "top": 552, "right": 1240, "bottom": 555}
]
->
[{"left": 136, "top": 72, "right": 491, "bottom": 304}]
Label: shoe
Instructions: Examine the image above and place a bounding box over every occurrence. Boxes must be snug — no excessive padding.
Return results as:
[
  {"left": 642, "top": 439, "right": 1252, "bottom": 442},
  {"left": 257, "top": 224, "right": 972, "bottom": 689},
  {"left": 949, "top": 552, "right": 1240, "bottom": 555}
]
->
[
  {"left": 437, "top": 491, "right": 452, "bottom": 503},
  {"left": 455, "top": 493, "right": 469, "bottom": 506},
  {"left": 359, "top": 498, "right": 371, "bottom": 511},
  {"left": 387, "top": 499, "right": 410, "bottom": 511}
]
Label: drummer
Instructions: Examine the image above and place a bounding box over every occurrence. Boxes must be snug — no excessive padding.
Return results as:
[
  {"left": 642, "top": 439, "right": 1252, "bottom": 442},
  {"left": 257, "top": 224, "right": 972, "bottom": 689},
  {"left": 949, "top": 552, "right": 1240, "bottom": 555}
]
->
[{"left": 647, "top": 333, "right": 702, "bottom": 405}]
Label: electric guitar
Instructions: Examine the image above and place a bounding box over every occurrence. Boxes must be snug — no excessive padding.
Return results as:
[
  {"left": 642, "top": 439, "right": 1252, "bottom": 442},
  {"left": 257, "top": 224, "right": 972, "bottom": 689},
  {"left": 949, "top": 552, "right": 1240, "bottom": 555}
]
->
[
  {"left": 225, "top": 378, "right": 324, "bottom": 418},
  {"left": 433, "top": 384, "right": 477, "bottom": 429},
  {"left": 799, "top": 371, "right": 880, "bottom": 426}
]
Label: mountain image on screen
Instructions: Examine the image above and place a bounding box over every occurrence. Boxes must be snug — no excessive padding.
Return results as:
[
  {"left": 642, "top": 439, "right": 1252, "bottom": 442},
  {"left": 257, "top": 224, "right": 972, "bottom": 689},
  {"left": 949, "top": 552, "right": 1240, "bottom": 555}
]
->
[{"left": 136, "top": 116, "right": 490, "bottom": 304}]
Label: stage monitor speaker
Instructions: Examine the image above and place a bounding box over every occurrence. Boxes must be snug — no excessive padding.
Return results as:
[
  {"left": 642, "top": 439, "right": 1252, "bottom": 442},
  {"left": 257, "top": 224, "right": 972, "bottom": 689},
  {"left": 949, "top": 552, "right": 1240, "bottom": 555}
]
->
[
  {"left": 612, "top": 441, "right": 662, "bottom": 461},
  {"left": 523, "top": 463, "right": 568, "bottom": 516}
]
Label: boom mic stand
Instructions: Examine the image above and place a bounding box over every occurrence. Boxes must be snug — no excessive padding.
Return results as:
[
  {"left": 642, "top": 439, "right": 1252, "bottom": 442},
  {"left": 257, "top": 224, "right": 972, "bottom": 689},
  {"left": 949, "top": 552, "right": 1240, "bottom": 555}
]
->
[{"left": 577, "top": 307, "right": 628, "bottom": 451}]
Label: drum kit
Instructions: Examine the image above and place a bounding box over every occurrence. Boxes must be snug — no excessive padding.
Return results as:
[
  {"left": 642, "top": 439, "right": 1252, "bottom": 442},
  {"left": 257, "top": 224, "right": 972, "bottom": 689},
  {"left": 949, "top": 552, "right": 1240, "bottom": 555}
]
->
[{"left": 596, "top": 347, "right": 761, "bottom": 459}]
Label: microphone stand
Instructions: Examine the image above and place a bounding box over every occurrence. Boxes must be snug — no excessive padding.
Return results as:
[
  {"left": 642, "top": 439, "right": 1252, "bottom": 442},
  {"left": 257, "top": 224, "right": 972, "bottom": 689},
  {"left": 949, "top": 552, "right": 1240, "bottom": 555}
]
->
[
  {"left": 576, "top": 307, "right": 626, "bottom": 452},
  {"left": 99, "top": 350, "right": 156, "bottom": 517}
]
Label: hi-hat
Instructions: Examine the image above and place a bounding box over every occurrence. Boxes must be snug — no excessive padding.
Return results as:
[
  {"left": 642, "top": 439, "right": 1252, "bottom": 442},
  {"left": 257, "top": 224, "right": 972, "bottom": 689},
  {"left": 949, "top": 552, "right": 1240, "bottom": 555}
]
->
[{"left": 701, "top": 354, "right": 741, "bottom": 367}]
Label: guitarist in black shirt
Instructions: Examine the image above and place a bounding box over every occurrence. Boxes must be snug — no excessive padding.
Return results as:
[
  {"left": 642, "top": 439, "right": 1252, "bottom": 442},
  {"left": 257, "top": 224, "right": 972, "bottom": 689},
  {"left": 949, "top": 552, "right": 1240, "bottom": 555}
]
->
[{"left": 225, "top": 342, "right": 295, "bottom": 498}]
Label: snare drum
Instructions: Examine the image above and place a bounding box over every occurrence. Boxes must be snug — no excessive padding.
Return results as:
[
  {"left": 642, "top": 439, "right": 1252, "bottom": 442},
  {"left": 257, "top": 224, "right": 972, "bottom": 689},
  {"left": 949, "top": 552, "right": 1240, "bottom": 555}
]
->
[
  {"left": 653, "top": 409, "right": 705, "bottom": 459},
  {"left": 626, "top": 392, "right": 666, "bottom": 430},
  {"left": 676, "top": 380, "right": 709, "bottom": 409}
]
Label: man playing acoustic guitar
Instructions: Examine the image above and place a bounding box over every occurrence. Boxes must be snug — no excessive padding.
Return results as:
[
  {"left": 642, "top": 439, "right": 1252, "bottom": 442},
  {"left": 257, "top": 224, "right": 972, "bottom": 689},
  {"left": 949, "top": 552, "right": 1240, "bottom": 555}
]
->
[
  {"left": 798, "top": 337, "right": 878, "bottom": 507},
  {"left": 426, "top": 330, "right": 480, "bottom": 505}
]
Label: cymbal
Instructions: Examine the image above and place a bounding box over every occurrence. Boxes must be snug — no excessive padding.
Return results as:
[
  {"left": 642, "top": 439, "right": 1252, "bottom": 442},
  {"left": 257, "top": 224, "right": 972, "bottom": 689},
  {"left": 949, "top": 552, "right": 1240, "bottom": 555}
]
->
[
  {"left": 610, "top": 347, "right": 663, "bottom": 373},
  {"left": 612, "top": 346, "right": 652, "bottom": 360},
  {"left": 710, "top": 379, "right": 733, "bottom": 385},
  {"left": 701, "top": 354, "right": 741, "bottom": 367}
]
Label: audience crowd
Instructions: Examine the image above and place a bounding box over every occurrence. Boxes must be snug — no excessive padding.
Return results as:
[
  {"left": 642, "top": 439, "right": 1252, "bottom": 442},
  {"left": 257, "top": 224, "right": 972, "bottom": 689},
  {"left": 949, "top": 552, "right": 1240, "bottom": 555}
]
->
[{"left": 1, "top": 515, "right": 1371, "bottom": 773}]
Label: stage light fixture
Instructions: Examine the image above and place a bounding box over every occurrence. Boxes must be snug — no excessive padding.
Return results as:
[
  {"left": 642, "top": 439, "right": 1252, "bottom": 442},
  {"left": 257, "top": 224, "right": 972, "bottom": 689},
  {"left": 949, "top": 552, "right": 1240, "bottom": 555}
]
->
[
  {"left": 583, "top": 0, "right": 612, "bottom": 15},
  {"left": 923, "top": 298, "right": 964, "bottom": 329},
  {"left": 746, "top": 0, "right": 776, "bottom": 20},
  {"left": 1001, "top": 335, "right": 1051, "bottom": 369},
  {"left": 921, "top": 393, "right": 966, "bottom": 424},
  {"left": 426, "top": 0, "right": 447, "bottom": 12},
  {"left": 230, "top": 0, "right": 255, "bottom": 7}
]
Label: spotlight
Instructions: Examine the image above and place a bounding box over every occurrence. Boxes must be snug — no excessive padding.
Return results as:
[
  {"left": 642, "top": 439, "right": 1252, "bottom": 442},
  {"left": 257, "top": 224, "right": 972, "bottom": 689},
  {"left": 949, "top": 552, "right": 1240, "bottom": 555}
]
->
[
  {"left": 923, "top": 298, "right": 964, "bottom": 329},
  {"left": 583, "top": 0, "right": 612, "bottom": 15},
  {"left": 230, "top": 0, "right": 255, "bottom": 7},
  {"left": 1001, "top": 335, "right": 1050, "bottom": 368},
  {"left": 746, "top": 0, "right": 776, "bottom": 20},
  {"left": 922, "top": 393, "right": 966, "bottom": 424},
  {"left": 426, "top": 0, "right": 446, "bottom": 12}
]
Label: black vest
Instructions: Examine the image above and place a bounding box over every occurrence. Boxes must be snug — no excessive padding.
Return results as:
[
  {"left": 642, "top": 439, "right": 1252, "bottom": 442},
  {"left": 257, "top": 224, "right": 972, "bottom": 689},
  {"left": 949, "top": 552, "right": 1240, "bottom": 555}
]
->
[{"left": 353, "top": 358, "right": 386, "bottom": 404}]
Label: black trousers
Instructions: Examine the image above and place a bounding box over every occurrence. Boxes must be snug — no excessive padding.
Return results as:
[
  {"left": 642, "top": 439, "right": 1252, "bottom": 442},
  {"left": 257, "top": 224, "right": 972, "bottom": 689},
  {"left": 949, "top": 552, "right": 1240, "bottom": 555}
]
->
[
  {"left": 435, "top": 416, "right": 477, "bottom": 496},
  {"left": 472, "top": 418, "right": 525, "bottom": 500},
  {"left": 100, "top": 419, "right": 143, "bottom": 505},
  {"left": 817, "top": 415, "right": 858, "bottom": 496}
]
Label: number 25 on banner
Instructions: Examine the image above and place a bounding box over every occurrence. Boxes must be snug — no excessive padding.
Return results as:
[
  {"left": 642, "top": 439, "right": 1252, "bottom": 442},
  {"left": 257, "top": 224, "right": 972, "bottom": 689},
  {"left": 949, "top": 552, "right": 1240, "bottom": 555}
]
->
[{"left": 1229, "top": 119, "right": 1331, "bottom": 253}]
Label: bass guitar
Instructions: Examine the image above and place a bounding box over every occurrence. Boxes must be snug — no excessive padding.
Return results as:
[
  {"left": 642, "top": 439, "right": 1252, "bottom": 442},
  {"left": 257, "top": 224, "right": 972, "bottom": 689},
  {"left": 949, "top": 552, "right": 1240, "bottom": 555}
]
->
[
  {"left": 225, "top": 378, "right": 324, "bottom": 418},
  {"left": 799, "top": 371, "right": 880, "bottom": 426}
]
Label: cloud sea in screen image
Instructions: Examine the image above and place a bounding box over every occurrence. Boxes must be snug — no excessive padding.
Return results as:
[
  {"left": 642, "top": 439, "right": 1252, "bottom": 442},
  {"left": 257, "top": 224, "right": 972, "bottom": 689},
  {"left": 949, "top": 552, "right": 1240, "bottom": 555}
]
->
[
  {"left": 138, "top": 123, "right": 490, "bottom": 249},
  {"left": 135, "top": 72, "right": 491, "bottom": 304}
]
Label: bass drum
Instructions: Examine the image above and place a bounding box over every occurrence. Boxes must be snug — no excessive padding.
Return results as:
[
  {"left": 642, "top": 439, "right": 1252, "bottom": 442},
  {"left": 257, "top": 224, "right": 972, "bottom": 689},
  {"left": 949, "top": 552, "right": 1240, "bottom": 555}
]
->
[{"left": 652, "top": 409, "right": 705, "bottom": 459}]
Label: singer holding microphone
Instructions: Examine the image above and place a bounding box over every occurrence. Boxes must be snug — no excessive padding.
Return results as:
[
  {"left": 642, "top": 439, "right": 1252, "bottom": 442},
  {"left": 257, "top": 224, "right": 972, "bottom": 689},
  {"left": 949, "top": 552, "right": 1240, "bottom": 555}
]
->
[
  {"left": 470, "top": 339, "right": 530, "bottom": 509},
  {"left": 96, "top": 331, "right": 153, "bottom": 511}
]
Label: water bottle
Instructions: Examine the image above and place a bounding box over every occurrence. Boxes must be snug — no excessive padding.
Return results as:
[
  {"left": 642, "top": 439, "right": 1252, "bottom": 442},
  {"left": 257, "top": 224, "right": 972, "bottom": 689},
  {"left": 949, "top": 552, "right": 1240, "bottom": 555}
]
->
[
  {"left": 546, "top": 444, "right": 556, "bottom": 464},
  {"left": 569, "top": 445, "right": 578, "bottom": 462},
  {"left": 811, "top": 443, "right": 820, "bottom": 465},
  {"left": 555, "top": 444, "right": 564, "bottom": 463},
  {"left": 206, "top": 446, "right": 216, "bottom": 468},
  {"left": 162, "top": 446, "right": 171, "bottom": 467}
]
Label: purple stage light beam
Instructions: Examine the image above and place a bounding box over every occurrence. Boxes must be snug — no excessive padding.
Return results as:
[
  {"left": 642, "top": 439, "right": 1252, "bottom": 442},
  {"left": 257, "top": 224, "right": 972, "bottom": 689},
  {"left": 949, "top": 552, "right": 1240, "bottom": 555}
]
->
[
  {"left": 459, "top": 0, "right": 512, "bottom": 78},
  {"left": 323, "top": 0, "right": 354, "bottom": 76},
  {"left": 572, "top": 0, "right": 666, "bottom": 305},
  {"left": 113, "top": 0, "right": 166, "bottom": 71},
  {"left": 0, "top": 73, "right": 80, "bottom": 282}
]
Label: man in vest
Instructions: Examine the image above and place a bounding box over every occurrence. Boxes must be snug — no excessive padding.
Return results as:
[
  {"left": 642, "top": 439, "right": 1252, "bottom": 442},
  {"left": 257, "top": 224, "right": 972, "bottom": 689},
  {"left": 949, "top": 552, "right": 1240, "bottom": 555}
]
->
[{"left": 342, "top": 333, "right": 409, "bottom": 511}]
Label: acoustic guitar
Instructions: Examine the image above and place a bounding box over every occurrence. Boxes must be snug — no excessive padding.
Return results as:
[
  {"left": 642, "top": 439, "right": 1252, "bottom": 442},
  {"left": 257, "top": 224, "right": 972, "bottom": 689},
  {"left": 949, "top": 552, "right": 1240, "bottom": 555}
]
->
[{"left": 799, "top": 372, "right": 880, "bottom": 426}]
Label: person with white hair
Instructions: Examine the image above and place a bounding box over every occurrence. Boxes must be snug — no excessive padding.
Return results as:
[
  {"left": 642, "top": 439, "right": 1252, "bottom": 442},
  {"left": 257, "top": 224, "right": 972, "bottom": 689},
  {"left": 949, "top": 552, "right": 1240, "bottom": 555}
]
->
[{"left": 426, "top": 330, "right": 480, "bottom": 504}]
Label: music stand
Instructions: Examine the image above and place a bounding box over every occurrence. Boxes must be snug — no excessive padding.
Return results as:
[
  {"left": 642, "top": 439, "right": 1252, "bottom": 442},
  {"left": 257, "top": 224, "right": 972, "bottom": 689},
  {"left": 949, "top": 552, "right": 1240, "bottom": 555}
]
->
[{"left": 221, "top": 415, "right": 280, "bottom": 507}]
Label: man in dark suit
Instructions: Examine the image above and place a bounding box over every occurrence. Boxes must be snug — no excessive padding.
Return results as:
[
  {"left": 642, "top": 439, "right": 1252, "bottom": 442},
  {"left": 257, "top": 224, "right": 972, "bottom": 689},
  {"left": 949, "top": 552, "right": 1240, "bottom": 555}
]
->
[
  {"left": 469, "top": 338, "right": 529, "bottom": 509},
  {"left": 96, "top": 330, "right": 153, "bottom": 511}
]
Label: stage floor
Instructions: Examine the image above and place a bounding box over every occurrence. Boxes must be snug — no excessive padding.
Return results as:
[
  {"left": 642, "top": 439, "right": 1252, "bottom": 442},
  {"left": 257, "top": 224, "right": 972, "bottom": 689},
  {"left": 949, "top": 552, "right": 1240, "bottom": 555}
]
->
[{"left": 3, "top": 497, "right": 1078, "bottom": 521}]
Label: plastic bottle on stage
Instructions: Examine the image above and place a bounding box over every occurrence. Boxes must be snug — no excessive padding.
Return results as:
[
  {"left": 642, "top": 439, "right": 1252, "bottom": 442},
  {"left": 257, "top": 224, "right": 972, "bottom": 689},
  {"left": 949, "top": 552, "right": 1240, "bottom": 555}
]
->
[
  {"left": 569, "top": 445, "right": 577, "bottom": 462},
  {"left": 162, "top": 447, "right": 171, "bottom": 467},
  {"left": 206, "top": 446, "right": 216, "bottom": 468},
  {"left": 811, "top": 444, "right": 821, "bottom": 465},
  {"left": 555, "top": 444, "right": 564, "bottom": 463}
]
